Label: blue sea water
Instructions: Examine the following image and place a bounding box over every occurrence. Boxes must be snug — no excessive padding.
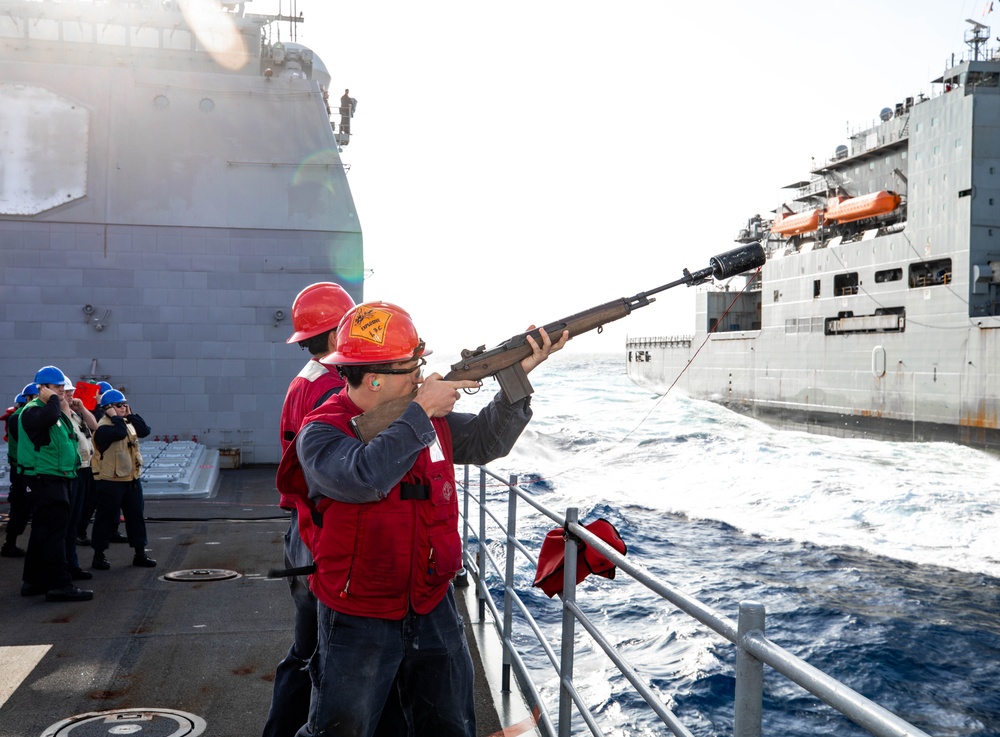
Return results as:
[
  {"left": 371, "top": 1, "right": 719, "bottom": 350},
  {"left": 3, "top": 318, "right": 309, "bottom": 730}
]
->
[{"left": 451, "top": 352, "right": 1000, "bottom": 737}]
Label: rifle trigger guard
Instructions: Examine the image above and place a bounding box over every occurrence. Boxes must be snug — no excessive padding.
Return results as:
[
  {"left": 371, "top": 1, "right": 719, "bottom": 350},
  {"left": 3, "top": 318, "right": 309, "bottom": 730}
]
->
[{"left": 462, "top": 381, "right": 483, "bottom": 396}]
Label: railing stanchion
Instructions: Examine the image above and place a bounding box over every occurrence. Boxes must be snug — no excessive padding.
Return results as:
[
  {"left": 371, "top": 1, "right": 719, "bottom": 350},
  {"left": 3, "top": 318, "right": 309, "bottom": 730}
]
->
[
  {"left": 478, "top": 466, "right": 488, "bottom": 620},
  {"left": 735, "top": 600, "right": 765, "bottom": 737},
  {"left": 501, "top": 473, "right": 519, "bottom": 693},
  {"left": 558, "top": 507, "right": 580, "bottom": 737},
  {"left": 461, "top": 464, "right": 471, "bottom": 564}
]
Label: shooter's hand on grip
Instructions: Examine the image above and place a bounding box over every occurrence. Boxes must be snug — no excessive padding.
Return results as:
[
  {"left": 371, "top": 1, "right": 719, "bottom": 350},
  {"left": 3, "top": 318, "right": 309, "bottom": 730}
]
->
[{"left": 415, "top": 375, "right": 481, "bottom": 418}]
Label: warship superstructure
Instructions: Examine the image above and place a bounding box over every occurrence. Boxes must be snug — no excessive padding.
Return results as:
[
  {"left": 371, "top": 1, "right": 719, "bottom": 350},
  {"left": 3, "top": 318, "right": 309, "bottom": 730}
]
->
[
  {"left": 627, "top": 21, "right": 1000, "bottom": 451},
  {"left": 0, "top": 0, "right": 363, "bottom": 465}
]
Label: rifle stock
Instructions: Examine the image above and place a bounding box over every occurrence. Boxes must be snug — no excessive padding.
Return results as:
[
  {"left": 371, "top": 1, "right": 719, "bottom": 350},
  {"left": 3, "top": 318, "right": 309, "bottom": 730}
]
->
[
  {"left": 350, "top": 393, "right": 418, "bottom": 441},
  {"left": 349, "top": 242, "right": 765, "bottom": 442}
]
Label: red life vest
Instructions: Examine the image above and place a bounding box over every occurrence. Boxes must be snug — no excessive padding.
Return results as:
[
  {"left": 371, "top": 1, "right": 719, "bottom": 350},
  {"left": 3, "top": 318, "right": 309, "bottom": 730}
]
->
[
  {"left": 277, "top": 359, "right": 345, "bottom": 509},
  {"left": 276, "top": 391, "right": 462, "bottom": 620}
]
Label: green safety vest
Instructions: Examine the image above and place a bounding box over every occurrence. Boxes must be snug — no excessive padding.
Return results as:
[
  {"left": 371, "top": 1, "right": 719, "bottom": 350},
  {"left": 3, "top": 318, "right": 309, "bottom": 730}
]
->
[{"left": 16, "top": 398, "right": 79, "bottom": 478}]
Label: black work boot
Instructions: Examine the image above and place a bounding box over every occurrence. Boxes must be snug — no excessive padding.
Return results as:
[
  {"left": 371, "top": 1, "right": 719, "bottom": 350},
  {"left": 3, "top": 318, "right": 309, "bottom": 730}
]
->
[
  {"left": 92, "top": 552, "right": 111, "bottom": 570},
  {"left": 45, "top": 585, "right": 94, "bottom": 602},
  {"left": 1, "top": 538, "right": 26, "bottom": 557},
  {"left": 132, "top": 548, "right": 156, "bottom": 568}
]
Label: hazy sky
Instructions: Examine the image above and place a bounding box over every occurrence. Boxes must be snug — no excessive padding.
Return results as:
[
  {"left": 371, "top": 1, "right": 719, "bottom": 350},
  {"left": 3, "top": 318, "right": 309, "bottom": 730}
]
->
[{"left": 252, "top": 0, "right": 980, "bottom": 360}]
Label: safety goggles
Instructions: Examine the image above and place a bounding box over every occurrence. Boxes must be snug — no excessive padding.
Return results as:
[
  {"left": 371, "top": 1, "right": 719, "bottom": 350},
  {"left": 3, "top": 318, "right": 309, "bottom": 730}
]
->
[{"left": 367, "top": 357, "right": 427, "bottom": 376}]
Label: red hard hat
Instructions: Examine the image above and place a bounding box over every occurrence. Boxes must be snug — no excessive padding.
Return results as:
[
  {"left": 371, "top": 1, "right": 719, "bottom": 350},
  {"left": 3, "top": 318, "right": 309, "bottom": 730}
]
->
[
  {"left": 326, "top": 302, "right": 431, "bottom": 365},
  {"left": 286, "top": 282, "right": 356, "bottom": 344}
]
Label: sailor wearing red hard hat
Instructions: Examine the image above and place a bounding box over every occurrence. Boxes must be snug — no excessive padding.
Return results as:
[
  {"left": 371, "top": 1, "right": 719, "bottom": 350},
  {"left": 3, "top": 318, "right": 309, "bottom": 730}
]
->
[
  {"left": 263, "top": 281, "right": 356, "bottom": 737},
  {"left": 276, "top": 302, "right": 568, "bottom": 737}
]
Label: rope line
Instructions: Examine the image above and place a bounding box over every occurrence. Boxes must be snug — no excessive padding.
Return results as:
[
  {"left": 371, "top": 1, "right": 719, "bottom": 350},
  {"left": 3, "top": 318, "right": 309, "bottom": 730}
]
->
[{"left": 619, "top": 265, "right": 763, "bottom": 445}]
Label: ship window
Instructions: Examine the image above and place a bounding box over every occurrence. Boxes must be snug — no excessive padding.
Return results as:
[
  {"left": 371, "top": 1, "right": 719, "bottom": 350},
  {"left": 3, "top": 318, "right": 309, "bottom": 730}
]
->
[
  {"left": 875, "top": 268, "right": 902, "bottom": 283},
  {"left": 901, "top": 151, "right": 907, "bottom": 160},
  {"left": 968, "top": 71, "right": 1000, "bottom": 87},
  {"left": 834, "top": 272, "right": 859, "bottom": 296},
  {"left": 932, "top": 117, "right": 939, "bottom": 127},
  {"left": 785, "top": 319, "right": 798, "bottom": 334},
  {"left": 909, "top": 259, "right": 952, "bottom": 287},
  {"left": 63, "top": 22, "right": 94, "bottom": 43},
  {"left": 959, "top": 189, "right": 972, "bottom": 198},
  {"left": 916, "top": 122, "right": 923, "bottom": 133},
  {"left": 813, "top": 279, "right": 821, "bottom": 298},
  {"left": 27, "top": 18, "right": 59, "bottom": 40},
  {"left": 934, "top": 145, "right": 941, "bottom": 155},
  {"left": 164, "top": 29, "right": 193, "bottom": 50},
  {"left": 131, "top": 26, "right": 160, "bottom": 48},
  {"left": 97, "top": 23, "right": 128, "bottom": 45},
  {"left": 955, "top": 138, "right": 963, "bottom": 148},
  {"left": 773, "top": 289, "right": 780, "bottom": 303},
  {"left": 0, "top": 17, "right": 22, "bottom": 39}
]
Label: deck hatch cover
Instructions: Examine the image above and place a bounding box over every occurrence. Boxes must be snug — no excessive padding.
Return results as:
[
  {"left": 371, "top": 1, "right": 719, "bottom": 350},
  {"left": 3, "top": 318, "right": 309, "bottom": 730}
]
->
[
  {"left": 41, "top": 708, "right": 206, "bottom": 736},
  {"left": 161, "top": 568, "right": 241, "bottom": 582}
]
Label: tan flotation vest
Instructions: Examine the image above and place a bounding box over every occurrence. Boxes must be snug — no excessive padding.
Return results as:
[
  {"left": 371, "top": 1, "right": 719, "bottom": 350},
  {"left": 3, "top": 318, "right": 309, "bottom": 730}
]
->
[{"left": 91, "top": 416, "right": 143, "bottom": 481}]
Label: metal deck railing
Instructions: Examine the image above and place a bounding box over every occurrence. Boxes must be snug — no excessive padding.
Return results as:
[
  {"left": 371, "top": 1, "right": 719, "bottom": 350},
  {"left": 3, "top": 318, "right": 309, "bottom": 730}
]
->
[{"left": 457, "top": 464, "right": 934, "bottom": 737}]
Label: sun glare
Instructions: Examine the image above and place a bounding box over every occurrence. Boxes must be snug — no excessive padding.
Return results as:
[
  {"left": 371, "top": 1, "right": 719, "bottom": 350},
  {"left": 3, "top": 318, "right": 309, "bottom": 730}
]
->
[{"left": 179, "top": 0, "right": 248, "bottom": 71}]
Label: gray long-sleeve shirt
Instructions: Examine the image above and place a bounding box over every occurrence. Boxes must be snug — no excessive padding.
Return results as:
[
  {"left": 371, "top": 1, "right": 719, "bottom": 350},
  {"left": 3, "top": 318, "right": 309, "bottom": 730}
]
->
[{"left": 297, "top": 393, "right": 532, "bottom": 504}]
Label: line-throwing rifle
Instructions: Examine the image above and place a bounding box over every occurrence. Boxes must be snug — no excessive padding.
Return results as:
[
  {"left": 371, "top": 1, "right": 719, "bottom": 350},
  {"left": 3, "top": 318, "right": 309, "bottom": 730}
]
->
[{"left": 350, "top": 242, "right": 766, "bottom": 442}]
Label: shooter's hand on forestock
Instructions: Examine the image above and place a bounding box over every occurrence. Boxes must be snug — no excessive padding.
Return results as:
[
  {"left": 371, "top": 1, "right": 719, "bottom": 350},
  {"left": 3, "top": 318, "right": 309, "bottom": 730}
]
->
[{"left": 520, "top": 325, "right": 570, "bottom": 375}]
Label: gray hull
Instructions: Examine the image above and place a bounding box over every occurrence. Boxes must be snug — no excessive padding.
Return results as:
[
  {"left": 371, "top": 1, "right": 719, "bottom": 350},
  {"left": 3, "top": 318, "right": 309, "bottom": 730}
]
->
[
  {"left": 627, "top": 30, "right": 1000, "bottom": 451},
  {"left": 1, "top": 2, "right": 363, "bottom": 463}
]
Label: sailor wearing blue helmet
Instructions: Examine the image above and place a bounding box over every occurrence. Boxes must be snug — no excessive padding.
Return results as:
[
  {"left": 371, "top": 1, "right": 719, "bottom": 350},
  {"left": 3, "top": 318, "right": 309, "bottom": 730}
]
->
[
  {"left": 90, "top": 389, "right": 156, "bottom": 570},
  {"left": 16, "top": 366, "right": 94, "bottom": 601},
  {"left": 1, "top": 391, "right": 31, "bottom": 557}
]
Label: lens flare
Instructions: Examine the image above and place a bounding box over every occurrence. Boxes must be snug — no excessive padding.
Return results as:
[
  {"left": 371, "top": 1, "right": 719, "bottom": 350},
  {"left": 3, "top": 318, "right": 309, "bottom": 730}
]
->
[
  {"left": 291, "top": 149, "right": 344, "bottom": 199},
  {"left": 179, "top": 0, "right": 248, "bottom": 71}
]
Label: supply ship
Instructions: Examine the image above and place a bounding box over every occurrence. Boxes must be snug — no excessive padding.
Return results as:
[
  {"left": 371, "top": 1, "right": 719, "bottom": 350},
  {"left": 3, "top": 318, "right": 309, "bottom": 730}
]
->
[
  {"left": 626, "top": 20, "right": 1000, "bottom": 452},
  {"left": 0, "top": 0, "right": 364, "bottom": 466}
]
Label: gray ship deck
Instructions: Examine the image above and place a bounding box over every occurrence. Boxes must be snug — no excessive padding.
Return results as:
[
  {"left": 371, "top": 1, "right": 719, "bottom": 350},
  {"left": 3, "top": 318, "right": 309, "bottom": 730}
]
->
[{"left": 0, "top": 467, "right": 517, "bottom": 737}]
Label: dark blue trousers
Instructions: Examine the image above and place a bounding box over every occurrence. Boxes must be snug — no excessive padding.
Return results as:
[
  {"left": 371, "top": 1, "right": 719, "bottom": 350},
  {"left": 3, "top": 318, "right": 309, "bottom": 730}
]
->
[
  {"left": 5, "top": 468, "right": 30, "bottom": 540},
  {"left": 21, "top": 475, "right": 72, "bottom": 590},
  {"left": 295, "top": 588, "right": 475, "bottom": 737},
  {"left": 64, "top": 468, "right": 91, "bottom": 569},
  {"left": 262, "top": 510, "right": 318, "bottom": 737},
  {"left": 92, "top": 478, "right": 147, "bottom": 553}
]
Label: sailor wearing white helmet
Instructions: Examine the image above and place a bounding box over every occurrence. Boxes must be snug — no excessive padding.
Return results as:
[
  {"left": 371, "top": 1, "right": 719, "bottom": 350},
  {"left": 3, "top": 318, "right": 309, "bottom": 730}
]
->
[{"left": 61, "top": 378, "right": 98, "bottom": 580}]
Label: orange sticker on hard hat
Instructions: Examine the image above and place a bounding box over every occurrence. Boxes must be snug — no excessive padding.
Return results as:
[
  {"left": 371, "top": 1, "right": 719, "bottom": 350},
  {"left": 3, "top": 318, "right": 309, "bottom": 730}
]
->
[{"left": 348, "top": 305, "right": 393, "bottom": 345}]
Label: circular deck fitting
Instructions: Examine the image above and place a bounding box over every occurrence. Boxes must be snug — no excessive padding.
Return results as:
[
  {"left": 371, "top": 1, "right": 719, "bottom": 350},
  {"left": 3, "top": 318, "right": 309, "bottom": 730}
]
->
[
  {"left": 160, "top": 568, "right": 241, "bottom": 583},
  {"left": 41, "top": 708, "right": 206, "bottom": 736}
]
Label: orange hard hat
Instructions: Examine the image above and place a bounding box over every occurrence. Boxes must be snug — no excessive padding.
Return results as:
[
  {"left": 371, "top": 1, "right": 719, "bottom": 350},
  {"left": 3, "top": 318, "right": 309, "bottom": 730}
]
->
[
  {"left": 326, "top": 301, "right": 431, "bottom": 365},
  {"left": 286, "top": 282, "right": 356, "bottom": 344}
]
